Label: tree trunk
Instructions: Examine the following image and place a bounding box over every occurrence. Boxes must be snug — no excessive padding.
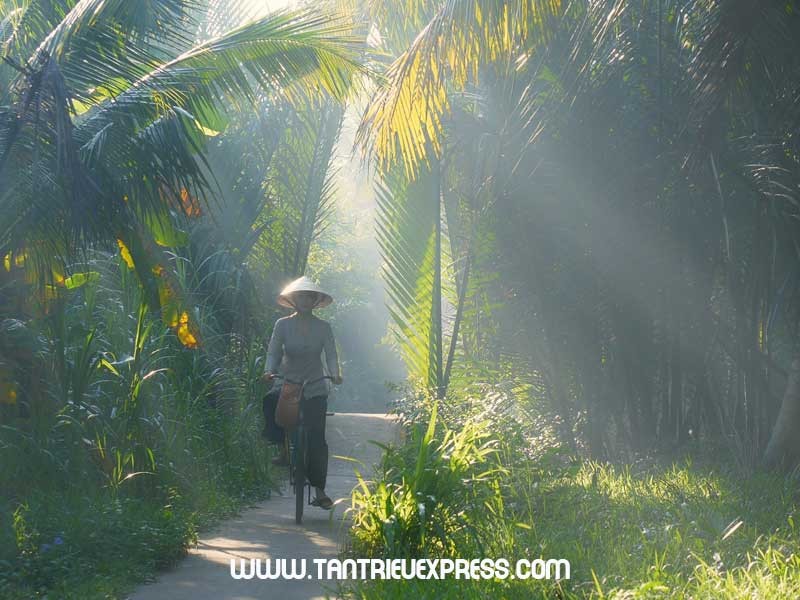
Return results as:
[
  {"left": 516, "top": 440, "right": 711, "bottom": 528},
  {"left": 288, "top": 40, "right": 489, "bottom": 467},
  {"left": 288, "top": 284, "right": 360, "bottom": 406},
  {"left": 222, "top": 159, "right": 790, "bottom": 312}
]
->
[
  {"left": 763, "top": 357, "right": 800, "bottom": 470},
  {"left": 431, "top": 161, "right": 444, "bottom": 398}
]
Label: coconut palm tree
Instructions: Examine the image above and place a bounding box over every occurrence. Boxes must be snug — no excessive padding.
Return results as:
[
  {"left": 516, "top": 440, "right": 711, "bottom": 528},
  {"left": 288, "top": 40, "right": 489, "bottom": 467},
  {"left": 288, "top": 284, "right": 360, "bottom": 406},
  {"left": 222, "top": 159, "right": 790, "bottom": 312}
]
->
[
  {"left": 358, "top": 0, "right": 800, "bottom": 467},
  {"left": 352, "top": 0, "right": 564, "bottom": 396},
  {"left": 356, "top": 0, "right": 563, "bottom": 177},
  {"left": 0, "top": 0, "right": 362, "bottom": 314}
]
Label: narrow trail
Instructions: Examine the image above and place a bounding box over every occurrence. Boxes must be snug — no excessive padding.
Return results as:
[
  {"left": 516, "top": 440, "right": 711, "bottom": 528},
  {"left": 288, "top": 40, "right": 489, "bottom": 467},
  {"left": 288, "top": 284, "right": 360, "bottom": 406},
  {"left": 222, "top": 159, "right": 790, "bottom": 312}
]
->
[{"left": 128, "top": 413, "right": 399, "bottom": 600}]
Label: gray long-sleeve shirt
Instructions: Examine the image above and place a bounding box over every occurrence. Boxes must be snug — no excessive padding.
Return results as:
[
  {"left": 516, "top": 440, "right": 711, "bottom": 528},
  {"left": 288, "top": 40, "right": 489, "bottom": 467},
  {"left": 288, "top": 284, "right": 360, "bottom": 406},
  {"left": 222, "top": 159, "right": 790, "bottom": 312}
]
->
[{"left": 265, "top": 313, "right": 340, "bottom": 398}]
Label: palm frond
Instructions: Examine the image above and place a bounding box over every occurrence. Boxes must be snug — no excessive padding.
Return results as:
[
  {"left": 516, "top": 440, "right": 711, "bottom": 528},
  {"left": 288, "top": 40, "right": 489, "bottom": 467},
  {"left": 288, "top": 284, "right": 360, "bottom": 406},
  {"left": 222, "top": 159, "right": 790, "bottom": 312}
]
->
[
  {"left": 684, "top": 0, "right": 800, "bottom": 164},
  {"left": 33, "top": 0, "right": 195, "bottom": 57},
  {"left": 263, "top": 96, "right": 344, "bottom": 277},
  {"left": 357, "top": 0, "right": 562, "bottom": 178},
  {"left": 375, "top": 166, "right": 444, "bottom": 390},
  {"left": 0, "top": 3, "right": 363, "bottom": 317},
  {"left": 1, "top": 0, "right": 76, "bottom": 59}
]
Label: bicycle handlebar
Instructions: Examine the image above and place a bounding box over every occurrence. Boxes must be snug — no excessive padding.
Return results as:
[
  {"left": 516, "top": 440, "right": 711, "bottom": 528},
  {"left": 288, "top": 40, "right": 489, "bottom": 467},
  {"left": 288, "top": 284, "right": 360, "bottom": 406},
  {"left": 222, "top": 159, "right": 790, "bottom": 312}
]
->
[{"left": 267, "top": 374, "right": 335, "bottom": 386}]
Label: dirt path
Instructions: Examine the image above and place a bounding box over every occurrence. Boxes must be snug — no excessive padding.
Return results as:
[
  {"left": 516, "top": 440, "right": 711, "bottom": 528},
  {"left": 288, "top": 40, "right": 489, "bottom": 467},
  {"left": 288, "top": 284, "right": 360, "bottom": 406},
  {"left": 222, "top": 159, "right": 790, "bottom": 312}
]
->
[{"left": 127, "top": 412, "right": 399, "bottom": 600}]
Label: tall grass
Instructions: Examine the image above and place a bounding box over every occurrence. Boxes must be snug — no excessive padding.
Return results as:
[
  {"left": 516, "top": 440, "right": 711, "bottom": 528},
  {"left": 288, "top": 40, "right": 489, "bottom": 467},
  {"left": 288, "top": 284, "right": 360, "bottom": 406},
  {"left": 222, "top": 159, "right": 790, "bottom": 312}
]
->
[{"left": 349, "top": 400, "right": 508, "bottom": 558}]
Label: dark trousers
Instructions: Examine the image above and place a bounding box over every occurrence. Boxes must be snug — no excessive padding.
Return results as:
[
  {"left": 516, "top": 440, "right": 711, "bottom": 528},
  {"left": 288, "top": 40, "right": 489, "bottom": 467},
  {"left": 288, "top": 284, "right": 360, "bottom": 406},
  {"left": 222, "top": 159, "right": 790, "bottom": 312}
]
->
[{"left": 262, "top": 390, "right": 329, "bottom": 489}]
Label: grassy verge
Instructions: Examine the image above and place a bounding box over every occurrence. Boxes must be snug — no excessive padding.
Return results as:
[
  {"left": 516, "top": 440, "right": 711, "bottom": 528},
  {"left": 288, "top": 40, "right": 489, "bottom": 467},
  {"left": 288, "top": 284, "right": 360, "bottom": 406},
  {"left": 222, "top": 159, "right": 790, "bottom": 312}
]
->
[
  {"left": 342, "top": 395, "right": 800, "bottom": 599},
  {"left": 0, "top": 413, "right": 276, "bottom": 599}
]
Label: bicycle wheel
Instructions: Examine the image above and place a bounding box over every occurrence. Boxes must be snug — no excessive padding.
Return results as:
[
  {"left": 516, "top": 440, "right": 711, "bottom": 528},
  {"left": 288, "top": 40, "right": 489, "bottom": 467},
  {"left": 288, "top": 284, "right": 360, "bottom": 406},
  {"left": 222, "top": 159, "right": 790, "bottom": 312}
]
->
[{"left": 294, "top": 424, "right": 306, "bottom": 524}]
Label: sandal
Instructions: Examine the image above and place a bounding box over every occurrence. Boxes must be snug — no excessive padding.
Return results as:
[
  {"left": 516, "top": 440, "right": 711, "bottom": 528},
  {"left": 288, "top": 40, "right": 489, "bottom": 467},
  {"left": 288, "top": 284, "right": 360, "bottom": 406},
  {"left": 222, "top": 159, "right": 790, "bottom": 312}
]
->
[{"left": 311, "top": 495, "right": 333, "bottom": 510}]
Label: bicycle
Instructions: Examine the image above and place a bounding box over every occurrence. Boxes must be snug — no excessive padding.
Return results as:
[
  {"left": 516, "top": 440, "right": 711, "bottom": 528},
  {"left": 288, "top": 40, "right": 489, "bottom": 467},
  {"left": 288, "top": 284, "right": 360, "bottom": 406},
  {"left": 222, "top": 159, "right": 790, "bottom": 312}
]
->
[{"left": 268, "top": 374, "right": 335, "bottom": 524}]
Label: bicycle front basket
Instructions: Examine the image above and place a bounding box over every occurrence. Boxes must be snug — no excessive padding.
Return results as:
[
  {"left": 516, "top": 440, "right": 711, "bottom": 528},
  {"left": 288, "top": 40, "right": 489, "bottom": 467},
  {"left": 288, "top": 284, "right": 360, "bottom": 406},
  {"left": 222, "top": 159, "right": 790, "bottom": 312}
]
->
[{"left": 275, "top": 381, "right": 303, "bottom": 429}]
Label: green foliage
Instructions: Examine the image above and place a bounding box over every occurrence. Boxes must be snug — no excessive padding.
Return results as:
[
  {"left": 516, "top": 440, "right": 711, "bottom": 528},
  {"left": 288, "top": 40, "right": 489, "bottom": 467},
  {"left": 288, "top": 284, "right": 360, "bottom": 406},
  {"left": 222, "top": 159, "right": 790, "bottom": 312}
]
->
[
  {"left": 0, "top": 2, "right": 359, "bottom": 593},
  {"left": 344, "top": 393, "right": 800, "bottom": 599},
  {"left": 0, "top": 478, "right": 268, "bottom": 599},
  {"left": 358, "top": 0, "right": 800, "bottom": 465},
  {"left": 0, "top": 250, "right": 276, "bottom": 597},
  {"left": 0, "top": 0, "right": 362, "bottom": 303},
  {"left": 349, "top": 394, "right": 508, "bottom": 558}
]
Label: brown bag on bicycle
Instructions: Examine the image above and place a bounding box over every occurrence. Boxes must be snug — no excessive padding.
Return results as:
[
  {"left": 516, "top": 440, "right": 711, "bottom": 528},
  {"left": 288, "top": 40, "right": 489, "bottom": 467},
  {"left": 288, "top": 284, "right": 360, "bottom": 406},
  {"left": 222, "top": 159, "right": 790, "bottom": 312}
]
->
[{"left": 275, "top": 381, "right": 303, "bottom": 429}]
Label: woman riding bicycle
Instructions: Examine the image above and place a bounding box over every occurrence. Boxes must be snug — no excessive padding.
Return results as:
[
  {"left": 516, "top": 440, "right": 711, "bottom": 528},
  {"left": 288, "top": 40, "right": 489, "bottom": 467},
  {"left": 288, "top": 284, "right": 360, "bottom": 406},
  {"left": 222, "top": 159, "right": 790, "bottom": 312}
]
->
[{"left": 261, "top": 276, "right": 342, "bottom": 510}]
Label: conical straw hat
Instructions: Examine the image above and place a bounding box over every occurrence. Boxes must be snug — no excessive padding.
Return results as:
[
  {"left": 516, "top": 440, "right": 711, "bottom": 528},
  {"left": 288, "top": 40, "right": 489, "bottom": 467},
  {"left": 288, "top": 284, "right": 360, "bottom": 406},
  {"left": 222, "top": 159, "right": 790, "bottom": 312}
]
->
[{"left": 277, "top": 276, "right": 333, "bottom": 309}]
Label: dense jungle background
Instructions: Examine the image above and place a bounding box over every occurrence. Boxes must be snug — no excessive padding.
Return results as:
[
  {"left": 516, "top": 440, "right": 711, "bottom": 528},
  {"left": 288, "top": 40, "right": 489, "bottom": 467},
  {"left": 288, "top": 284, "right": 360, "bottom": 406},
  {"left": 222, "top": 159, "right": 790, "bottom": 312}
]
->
[{"left": 2, "top": 0, "right": 800, "bottom": 597}]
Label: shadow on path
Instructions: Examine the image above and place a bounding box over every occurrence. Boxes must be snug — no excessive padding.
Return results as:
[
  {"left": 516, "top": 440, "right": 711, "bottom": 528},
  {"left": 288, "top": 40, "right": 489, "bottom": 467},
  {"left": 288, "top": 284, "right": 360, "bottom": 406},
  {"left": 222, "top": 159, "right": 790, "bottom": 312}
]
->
[{"left": 127, "top": 413, "right": 398, "bottom": 600}]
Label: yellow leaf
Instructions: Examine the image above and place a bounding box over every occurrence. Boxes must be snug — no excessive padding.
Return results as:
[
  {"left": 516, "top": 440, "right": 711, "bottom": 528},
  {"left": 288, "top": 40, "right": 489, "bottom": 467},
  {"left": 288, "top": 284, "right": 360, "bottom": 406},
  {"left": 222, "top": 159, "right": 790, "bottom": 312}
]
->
[
  {"left": 196, "top": 122, "right": 221, "bottom": 137},
  {"left": 176, "top": 311, "right": 199, "bottom": 348},
  {"left": 64, "top": 272, "right": 99, "bottom": 289},
  {"left": 117, "top": 239, "right": 135, "bottom": 269},
  {"left": 179, "top": 188, "right": 202, "bottom": 218},
  {"left": 52, "top": 265, "right": 66, "bottom": 286},
  {"left": 4, "top": 251, "right": 27, "bottom": 271}
]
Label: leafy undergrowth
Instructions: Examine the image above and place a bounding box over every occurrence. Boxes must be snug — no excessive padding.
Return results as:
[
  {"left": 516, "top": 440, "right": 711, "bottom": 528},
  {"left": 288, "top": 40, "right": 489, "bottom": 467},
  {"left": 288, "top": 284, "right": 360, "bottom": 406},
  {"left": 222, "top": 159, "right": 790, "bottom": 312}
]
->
[
  {"left": 342, "top": 395, "right": 800, "bottom": 599},
  {"left": 0, "top": 434, "right": 277, "bottom": 599},
  {"left": 0, "top": 257, "right": 278, "bottom": 599}
]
